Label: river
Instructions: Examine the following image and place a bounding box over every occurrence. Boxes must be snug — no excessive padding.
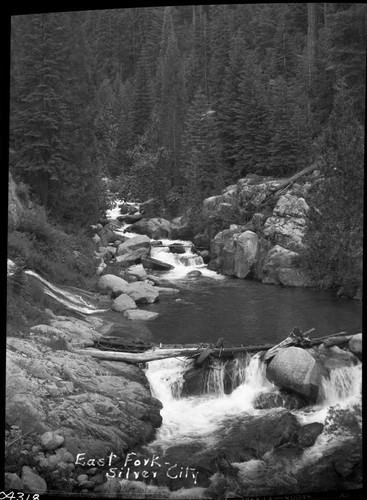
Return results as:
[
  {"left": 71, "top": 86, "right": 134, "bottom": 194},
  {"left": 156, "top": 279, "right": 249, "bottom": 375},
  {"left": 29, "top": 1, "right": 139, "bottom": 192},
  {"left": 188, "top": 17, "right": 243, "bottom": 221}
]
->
[{"left": 21, "top": 213, "right": 363, "bottom": 498}]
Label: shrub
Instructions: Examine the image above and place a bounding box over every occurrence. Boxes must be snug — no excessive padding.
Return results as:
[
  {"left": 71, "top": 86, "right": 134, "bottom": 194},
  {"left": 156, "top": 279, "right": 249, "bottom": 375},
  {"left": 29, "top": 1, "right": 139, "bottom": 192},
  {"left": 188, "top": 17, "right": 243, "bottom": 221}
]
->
[{"left": 8, "top": 203, "right": 98, "bottom": 288}]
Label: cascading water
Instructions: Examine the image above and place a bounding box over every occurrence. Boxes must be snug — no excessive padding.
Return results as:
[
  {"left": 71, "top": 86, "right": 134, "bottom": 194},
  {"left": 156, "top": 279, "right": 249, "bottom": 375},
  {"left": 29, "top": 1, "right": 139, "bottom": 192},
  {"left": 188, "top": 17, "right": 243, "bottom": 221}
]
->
[
  {"left": 141, "top": 350, "right": 362, "bottom": 497},
  {"left": 23, "top": 269, "right": 109, "bottom": 315},
  {"left": 144, "top": 353, "right": 274, "bottom": 453},
  {"left": 150, "top": 239, "right": 223, "bottom": 281}
]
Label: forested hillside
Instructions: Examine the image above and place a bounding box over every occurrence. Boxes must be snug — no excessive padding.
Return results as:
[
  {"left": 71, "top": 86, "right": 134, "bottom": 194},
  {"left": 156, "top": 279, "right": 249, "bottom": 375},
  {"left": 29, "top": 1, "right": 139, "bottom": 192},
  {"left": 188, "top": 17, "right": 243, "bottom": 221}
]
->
[{"left": 8, "top": 4, "right": 365, "bottom": 289}]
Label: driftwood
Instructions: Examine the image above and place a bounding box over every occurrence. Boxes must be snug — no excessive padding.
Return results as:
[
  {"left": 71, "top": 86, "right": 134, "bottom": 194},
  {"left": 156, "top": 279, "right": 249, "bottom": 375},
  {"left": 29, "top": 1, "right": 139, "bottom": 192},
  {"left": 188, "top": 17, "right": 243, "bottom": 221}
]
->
[
  {"left": 74, "top": 329, "right": 354, "bottom": 365},
  {"left": 260, "top": 165, "right": 317, "bottom": 206},
  {"left": 270, "top": 165, "right": 317, "bottom": 193}
]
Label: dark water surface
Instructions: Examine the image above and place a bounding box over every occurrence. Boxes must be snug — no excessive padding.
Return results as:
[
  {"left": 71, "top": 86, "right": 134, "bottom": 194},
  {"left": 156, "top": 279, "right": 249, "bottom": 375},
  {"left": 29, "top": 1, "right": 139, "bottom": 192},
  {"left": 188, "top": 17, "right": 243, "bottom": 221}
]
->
[{"left": 108, "top": 276, "right": 362, "bottom": 346}]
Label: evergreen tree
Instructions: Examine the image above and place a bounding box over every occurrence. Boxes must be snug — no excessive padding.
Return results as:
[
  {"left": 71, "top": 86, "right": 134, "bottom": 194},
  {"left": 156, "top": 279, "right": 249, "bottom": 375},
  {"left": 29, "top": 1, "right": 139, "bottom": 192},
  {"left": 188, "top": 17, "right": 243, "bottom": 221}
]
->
[
  {"left": 155, "top": 7, "right": 186, "bottom": 189},
  {"left": 180, "top": 88, "right": 223, "bottom": 208},
  {"left": 303, "top": 93, "right": 364, "bottom": 287},
  {"left": 10, "top": 13, "right": 71, "bottom": 206},
  {"left": 232, "top": 51, "right": 272, "bottom": 175}
]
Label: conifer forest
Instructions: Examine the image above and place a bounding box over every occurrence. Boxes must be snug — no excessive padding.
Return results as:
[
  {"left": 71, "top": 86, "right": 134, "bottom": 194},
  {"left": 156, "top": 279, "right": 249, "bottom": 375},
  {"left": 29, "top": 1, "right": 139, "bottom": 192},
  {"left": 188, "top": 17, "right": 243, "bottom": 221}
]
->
[{"left": 9, "top": 4, "right": 365, "bottom": 287}]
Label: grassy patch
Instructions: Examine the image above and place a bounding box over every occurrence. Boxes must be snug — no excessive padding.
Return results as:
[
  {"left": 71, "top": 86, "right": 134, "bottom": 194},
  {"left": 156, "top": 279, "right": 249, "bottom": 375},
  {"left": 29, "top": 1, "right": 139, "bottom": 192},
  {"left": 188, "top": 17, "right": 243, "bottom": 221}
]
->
[
  {"left": 7, "top": 201, "right": 100, "bottom": 337},
  {"left": 8, "top": 203, "right": 98, "bottom": 288}
]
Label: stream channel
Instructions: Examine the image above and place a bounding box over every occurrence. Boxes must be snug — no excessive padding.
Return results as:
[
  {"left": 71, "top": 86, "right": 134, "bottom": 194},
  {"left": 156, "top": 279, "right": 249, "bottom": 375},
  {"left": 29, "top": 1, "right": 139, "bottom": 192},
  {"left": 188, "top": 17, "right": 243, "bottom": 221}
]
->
[{"left": 25, "top": 211, "right": 363, "bottom": 498}]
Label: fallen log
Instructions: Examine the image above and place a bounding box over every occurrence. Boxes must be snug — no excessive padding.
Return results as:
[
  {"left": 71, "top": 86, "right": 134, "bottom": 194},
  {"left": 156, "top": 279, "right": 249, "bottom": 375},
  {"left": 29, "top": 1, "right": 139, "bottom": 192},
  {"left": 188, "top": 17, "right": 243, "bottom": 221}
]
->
[
  {"left": 75, "top": 330, "right": 355, "bottom": 364},
  {"left": 270, "top": 165, "right": 317, "bottom": 193},
  {"left": 74, "top": 347, "right": 201, "bottom": 363},
  {"left": 260, "top": 165, "right": 317, "bottom": 207}
]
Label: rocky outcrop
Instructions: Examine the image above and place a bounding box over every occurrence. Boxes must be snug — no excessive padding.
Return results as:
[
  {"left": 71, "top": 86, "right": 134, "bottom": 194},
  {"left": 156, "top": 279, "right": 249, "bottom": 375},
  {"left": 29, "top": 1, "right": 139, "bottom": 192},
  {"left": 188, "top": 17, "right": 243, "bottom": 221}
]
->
[
  {"left": 261, "top": 244, "right": 311, "bottom": 287},
  {"left": 6, "top": 316, "right": 163, "bottom": 462},
  {"left": 204, "top": 174, "right": 316, "bottom": 287}
]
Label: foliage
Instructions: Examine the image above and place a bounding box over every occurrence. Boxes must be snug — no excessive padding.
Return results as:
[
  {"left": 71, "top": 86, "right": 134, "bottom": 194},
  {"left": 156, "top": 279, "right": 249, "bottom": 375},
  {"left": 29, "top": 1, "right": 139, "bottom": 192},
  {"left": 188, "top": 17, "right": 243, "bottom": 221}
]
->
[
  {"left": 301, "top": 94, "right": 364, "bottom": 288},
  {"left": 7, "top": 203, "right": 98, "bottom": 288},
  {"left": 7, "top": 268, "right": 50, "bottom": 337},
  {"left": 9, "top": 4, "right": 365, "bottom": 289}
]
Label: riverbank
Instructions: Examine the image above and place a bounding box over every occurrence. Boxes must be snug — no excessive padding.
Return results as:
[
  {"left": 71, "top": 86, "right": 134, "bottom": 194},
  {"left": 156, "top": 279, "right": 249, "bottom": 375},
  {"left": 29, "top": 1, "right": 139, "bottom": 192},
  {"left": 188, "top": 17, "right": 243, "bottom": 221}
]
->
[{"left": 5, "top": 309, "right": 163, "bottom": 495}]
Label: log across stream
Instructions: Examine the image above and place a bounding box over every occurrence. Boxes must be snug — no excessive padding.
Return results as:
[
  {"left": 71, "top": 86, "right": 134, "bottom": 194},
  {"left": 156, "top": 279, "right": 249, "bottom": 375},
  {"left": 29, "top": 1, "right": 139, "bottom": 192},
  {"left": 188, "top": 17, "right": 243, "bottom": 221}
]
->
[{"left": 74, "top": 329, "right": 354, "bottom": 364}]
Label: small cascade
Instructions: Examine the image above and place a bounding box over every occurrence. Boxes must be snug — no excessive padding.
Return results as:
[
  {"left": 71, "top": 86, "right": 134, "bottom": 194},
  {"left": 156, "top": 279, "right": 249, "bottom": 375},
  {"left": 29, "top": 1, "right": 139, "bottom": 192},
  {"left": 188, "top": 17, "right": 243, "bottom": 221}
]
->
[
  {"left": 24, "top": 269, "right": 108, "bottom": 315},
  {"left": 318, "top": 363, "right": 362, "bottom": 407},
  {"left": 149, "top": 239, "right": 221, "bottom": 280},
  {"left": 225, "top": 352, "right": 251, "bottom": 393},
  {"left": 144, "top": 352, "right": 273, "bottom": 452},
  {"left": 203, "top": 358, "right": 225, "bottom": 396}
]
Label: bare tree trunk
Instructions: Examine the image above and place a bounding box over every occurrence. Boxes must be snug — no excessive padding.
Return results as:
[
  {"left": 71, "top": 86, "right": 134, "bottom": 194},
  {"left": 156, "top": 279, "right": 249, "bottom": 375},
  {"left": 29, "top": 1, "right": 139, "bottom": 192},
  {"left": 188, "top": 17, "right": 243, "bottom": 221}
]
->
[
  {"left": 307, "top": 3, "right": 319, "bottom": 83},
  {"left": 74, "top": 331, "right": 355, "bottom": 365}
]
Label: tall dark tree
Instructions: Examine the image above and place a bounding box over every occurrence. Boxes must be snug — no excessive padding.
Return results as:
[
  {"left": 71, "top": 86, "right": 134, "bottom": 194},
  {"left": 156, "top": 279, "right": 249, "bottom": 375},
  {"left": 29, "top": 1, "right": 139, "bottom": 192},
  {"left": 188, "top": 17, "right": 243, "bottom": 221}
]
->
[
  {"left": 180, "top": 88, "right": 223, "bottom": 207},
  {"left": 155, "top": 7, "right": 186, "bottom": 189}
]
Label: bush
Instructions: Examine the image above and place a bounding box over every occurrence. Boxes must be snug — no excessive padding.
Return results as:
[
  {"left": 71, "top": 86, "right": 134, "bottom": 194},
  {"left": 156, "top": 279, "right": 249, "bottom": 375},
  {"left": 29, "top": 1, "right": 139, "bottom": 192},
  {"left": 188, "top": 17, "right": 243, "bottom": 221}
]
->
[
  {"left": 8, "top": 203, "right": 98, "bottom": 288},
  {"left": 7, "top": 270, "right": 50, "bottom": 337}
]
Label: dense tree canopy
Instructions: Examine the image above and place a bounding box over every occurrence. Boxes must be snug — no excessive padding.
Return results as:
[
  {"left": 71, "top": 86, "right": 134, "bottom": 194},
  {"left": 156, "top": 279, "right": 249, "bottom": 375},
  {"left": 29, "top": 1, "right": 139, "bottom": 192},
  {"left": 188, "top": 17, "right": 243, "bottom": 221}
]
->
[{"left": 9, "top": 4, "right": 365, "bottom": 227}]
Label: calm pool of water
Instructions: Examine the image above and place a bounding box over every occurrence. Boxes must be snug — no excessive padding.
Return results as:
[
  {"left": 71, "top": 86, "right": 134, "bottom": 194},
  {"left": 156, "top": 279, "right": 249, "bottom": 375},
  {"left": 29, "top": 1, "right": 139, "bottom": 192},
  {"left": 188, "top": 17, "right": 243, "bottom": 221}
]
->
[{"left": 141, "top": 276, "right": 362, "bottom": 346}]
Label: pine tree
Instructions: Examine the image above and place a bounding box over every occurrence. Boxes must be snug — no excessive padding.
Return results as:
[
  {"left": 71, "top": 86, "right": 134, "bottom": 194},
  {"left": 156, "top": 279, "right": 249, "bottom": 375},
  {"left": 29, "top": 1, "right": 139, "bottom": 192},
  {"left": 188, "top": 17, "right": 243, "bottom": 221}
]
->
[
  {"left": 10, "top": 13, "right": 71, "bottom": 205},
  {"left": 233, "top": 51, "right": 272, "bottom": 175},
  {"left": 155, "top": 7, "right": 186, "bottom": 189},
  {"left": 180, "top": 88, "right": 223, "bottom": 207},
  {"left": 131, "top": 45, "right": 154, "bottom": 140}
]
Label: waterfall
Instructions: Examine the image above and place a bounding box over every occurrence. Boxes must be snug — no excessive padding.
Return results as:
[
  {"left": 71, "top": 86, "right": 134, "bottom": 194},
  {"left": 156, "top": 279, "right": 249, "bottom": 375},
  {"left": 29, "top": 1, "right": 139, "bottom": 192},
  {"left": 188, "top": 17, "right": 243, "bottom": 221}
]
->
[
  {"left": 319, "top": 363, "right": 362, "bottom": 407},
  {"left": 23, "top": 270, "right": 108, "bottom": 315},
  {"left": 145, "top": 352, "right": 273, "bottom": 452},
  {"left": 150, "top": 239, "right": 222, "bottom": 281}
]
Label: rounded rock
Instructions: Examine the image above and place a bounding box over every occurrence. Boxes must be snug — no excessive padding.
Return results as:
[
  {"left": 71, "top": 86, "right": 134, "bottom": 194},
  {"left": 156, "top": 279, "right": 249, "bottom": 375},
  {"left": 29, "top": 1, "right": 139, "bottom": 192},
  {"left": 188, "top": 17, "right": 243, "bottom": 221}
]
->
[
  {"left": 21, "top": 466, "right": 47, "bottom": 494},
  {"left": 40, "top": 431, "right": 65, "bottom": 451},
  {"left": 349, "top": 333, "right": 362, "bottom": 355},
  {"left": 77, "top": 474, "right": 89, "bottom": 483}
]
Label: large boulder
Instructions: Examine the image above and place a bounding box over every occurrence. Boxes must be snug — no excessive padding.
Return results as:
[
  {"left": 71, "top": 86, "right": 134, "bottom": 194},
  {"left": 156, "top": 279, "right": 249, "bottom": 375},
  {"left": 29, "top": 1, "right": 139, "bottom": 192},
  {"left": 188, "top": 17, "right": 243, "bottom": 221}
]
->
[
  {"left": 348, "top": 333, "right": 362, "bottom": 356},
  {"left": 97, "top": 224, "right": 125, "bottom": 247},
  {"left": 233, "top": 231, "right": 259, "bottom": 279},
  {"left": 116, "top": 235, "right": 151, "bottom": 263},
  {"left": 170, "top": 216, "right": 193, "bottom": 240},
  {"left": 121, "top": 264, "right": 148, "bottom": 282},
  {"left": 263, "top": 216, "right": 307, "bottom": 251},
  {"left": 141, "top": 256, "right": 174, "bottom": 271},
  {"left": 273, "top": 194, "right": 310, "bottom": 218},
  {"left": 263, "top": 195, "right": 309, "bottom": 252},
  {"left": 261, "top": 244, "right": 310, "bottom": 287},
  {"left": 112, "top": 293, "right": 137, "bottom": 312},
  {"left": 124, "top": 281, "right": 159, "bottom": 304},
  {"left": 266, "top": 347, "right": 323, "bottom": 402},
  {"left": 98, "top": 274, "right": 129, "bottom": 295},
  {"left": 127, "top": 218, "right": 172, "bottom": 239},
  {"left": 209, "top": 226, "right": 242, "bottom": 275},
  {"left": 253, "top": 390, "right": 309, "bottom": 410}
]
